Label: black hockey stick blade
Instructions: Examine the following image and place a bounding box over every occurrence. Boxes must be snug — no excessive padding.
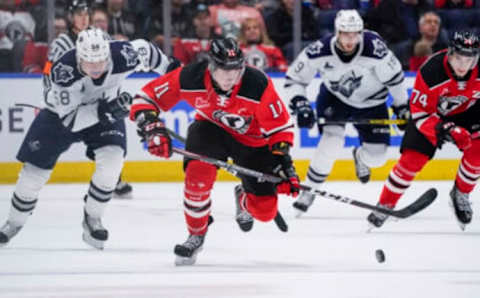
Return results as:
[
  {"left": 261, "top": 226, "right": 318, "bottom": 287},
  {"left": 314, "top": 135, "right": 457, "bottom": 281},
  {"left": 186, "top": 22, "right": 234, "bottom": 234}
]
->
[
  {"left": 302, "top": 186, "right": 437, "bottom": 219},
  {"left": 388, "top": 188, "right": 437, "bottom": 218},
  {"left": 342, "top": 187, "right": 437, "bottom": 218},
  {"left": 274, "top": 212, "right": 288, "bottom": 232}
]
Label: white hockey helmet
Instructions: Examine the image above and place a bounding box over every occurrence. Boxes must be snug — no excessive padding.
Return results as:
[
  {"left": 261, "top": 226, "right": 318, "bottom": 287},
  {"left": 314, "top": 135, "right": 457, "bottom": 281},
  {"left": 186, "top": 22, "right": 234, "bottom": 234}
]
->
[
  {"left": 76, "top": 28, "right": 110, "bottom": 63},
  {"left": 334, "top": 9, "right": 364, "bottom": 34}
]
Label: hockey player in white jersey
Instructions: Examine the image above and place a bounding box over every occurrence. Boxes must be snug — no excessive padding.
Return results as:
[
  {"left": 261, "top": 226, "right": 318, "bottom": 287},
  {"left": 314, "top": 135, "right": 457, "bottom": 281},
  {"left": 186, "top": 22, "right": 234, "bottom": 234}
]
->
[
  {"left": 0, "top": 28, "right": 173, "bottom": 249},
  {"left": 285, "top": 10, "right": 410, "bottom": 216},
  {"left": 44, "top": 0, "right": 134, "bottom": 198}
]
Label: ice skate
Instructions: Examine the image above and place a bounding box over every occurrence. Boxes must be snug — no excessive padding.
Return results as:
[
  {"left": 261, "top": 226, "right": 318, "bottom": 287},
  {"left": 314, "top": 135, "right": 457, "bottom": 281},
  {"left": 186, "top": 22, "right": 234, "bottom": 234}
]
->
[
  {"left": 353, "top": 147, "right": 370, "bottom": 184},
  {"left": 113, "top": 179, "right": 133, "bottom": 199},
  {"left": 292, "top": 190, "right": 315, "bottom": 217},
  {"left": 366, "top": 203, "right": 393, "bottom": 231},
  {"left": 449, "top": 186, "right": 472, "bottom": 231},
  {"left": 234, "top": 184, "right": 254, "bottom": 232},
  {"left": 82, "top": 210, "right": 108, "bottom": 250},
  {"left": 174, "top": 234, "right": 205, "bottom": 266},
  {"left": 0, "top": 221, "right": 23, "bottom": 247}
]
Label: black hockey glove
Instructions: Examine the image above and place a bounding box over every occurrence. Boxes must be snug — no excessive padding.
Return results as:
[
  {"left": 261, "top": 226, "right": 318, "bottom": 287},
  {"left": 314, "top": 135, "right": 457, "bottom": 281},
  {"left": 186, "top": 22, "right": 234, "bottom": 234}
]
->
[
  {"left": 435, "top": 121, "right": 471, "bottom": 151},
  {"left": 392, "top": 104, "right": 410, "bottom": 131},
  {"left": 166, "top": 56, "right": 182, "bottom": 73},
  {"left": 98, "top": 92, "right": 132, "bottom": 124},
  {"left": 289, "top": 95, "right": 315, "bottom": 129},
  {"left": 271, "top": 142, "right": 300, "bottom": 197},
  {"left": 136, "top": 111, "right": 172, "bottom": 158}
]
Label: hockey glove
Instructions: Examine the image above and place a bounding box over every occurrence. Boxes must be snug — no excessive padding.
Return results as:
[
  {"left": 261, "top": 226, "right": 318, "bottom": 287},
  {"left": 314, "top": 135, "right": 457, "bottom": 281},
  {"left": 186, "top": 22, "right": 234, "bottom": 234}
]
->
[
  {"left": 289, "top": 95, "right": 315, "bottom": 128},
  {"left": 98, "top": 92, "right": 132, "bottom": 124},
  {"left": 271, "top": 142, "right": 300, "bottom": 197},
  {"left": 136, "top": 111, "right": 172, "bottom": 158},
  {"left": 392, "top": 104, "right": 410, "bottom": 131},
  {"left": 436, "top": 121, "right": 472, "bottom": 151}
]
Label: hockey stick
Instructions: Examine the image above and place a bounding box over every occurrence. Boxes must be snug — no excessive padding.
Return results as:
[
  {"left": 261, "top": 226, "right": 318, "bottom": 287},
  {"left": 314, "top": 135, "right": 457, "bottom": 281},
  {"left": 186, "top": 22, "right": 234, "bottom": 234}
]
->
[
  {"left": 165, "top": 128, "right": 288, "bottom": 232},
  {"left": 172, "top": 147, "right": 437, "bottom": 219},
  {"left": 317, "top": 118, "right": 407, "bottom": 126}
]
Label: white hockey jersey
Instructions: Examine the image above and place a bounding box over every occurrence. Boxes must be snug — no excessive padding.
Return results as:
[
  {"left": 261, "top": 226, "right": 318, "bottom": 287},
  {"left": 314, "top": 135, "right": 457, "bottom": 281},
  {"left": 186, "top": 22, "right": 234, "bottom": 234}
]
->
[
  {"left": 44, "top": 39, "right": 169, "bottom": 132},
  {"left": 284, "top": 30, "right": 408, "bottom": 109}
]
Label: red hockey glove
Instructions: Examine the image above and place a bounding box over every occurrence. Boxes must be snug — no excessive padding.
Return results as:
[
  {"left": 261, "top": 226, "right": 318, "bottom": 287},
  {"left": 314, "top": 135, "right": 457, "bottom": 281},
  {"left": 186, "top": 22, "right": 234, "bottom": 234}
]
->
[
  {"left": 436, "top": 121, "right": 472, "bottom": 151},
  {"left": 271, "top": 142, "right": 300, "bottom": 197},
  {"left": 136, "top": 111, "right": 172, "bottom": 158}
]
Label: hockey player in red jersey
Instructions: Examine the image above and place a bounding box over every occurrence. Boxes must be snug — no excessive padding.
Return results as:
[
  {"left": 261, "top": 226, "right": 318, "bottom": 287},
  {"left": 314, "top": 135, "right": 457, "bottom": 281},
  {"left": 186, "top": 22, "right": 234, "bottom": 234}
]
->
[
  {"left": 368, "top": 31, "right": 480, "bottom": 231},
  {"left": 130, "top": 38, "right": 300, "bottom": 265}
]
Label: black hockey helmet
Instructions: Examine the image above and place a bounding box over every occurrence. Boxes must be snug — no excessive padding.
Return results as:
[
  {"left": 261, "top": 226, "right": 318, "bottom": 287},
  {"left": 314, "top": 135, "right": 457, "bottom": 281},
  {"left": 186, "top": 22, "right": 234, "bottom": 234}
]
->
[
  {"left": 449, "top": 31, "right": 480, "bottom": 57},
  {"left": 209, "top": 38, "right": 245, "bottom": 70},
  {"left": 68, "top": 0, "right": 90, "bottom": 14}
]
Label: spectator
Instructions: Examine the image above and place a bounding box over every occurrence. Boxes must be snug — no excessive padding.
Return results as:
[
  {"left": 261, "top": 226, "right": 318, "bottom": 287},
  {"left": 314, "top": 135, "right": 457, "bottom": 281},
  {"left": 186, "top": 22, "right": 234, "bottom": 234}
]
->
[
  {"left": 91, "top": 7, "right": 110, "bottom": 34},
  {"left": 365, "top": 0, "right": 433, "bottom": 69},
  {"left": 173, "top": 4, "right": 220, "bottom": 65},
  {"left": 0, "top": 0, "right": 36, "bottom": 72},
  {"left": 149, "top": 0, "right": 191, "bottom": 49},
  {"left": 106, "top": 0, "right": 136, "bottom": 40},
  {"left": 209, "top": 0, "right": 266, "bottom": 39},
  {"left": 435, "top": 0, "right": 474, "bottom": 8},
  {"left": 21, "top": 14, "right": 68, "bottom": 73},
  {"left": 409, "top": 11, "right": 448, "bottom": 71},
  {"left": 265, "top": 0, "right": 319, "bottom": 61},
  {"left": 54, "top": 15, "right": 68, "bottom": 37},
  {"left": 238, "top": 17, "right": 287, "bottom": 72}
]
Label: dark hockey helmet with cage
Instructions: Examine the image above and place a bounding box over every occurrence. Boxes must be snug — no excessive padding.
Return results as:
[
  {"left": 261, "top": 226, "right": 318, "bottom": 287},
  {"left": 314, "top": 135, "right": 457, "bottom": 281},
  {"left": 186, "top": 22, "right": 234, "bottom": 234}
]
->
[
  {"left": 449, "top": 31, "right": 480, "bottom": 57},
  {"left": 208, "top": 38, "right": 245, "bottom": 70},
  {"left": 68, "top": 0, "right": 90, "bottom": 14}
]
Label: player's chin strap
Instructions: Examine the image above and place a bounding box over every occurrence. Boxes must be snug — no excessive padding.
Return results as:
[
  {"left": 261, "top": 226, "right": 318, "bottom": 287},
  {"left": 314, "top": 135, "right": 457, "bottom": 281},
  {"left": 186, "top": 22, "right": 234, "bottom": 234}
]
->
[
  {"left": 166, "top": 128, "right": 437, "bottom": 219},
  {"left": 165, "top": 128, "right": 288, "bottom": 232}
]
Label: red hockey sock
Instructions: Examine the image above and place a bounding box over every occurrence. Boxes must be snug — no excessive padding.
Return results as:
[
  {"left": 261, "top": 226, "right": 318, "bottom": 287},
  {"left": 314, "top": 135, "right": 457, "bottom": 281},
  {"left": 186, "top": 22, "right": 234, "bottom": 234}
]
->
[
  {"left": 245, "top": 193, "right": 277, "bottom": 222},
  {"left": 455, "top": 139, "right": 480, "bottom": 193},
  {"left": 379, "top": 149, "right": 429, "bottom": 207},
  {"left": 183, "top": 160, "right": 217, "bottom": 235}
]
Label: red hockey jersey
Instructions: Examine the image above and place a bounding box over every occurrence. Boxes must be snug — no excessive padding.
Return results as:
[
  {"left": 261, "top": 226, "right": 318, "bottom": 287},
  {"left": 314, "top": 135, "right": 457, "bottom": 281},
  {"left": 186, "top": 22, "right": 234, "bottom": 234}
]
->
[
  {"left": 131, "top": 61, "right": 294, "bottom": 148},
  {"left": 241, "top": 44, "right": 288, "bottom": 72},
  {"left": 410, "top": 50, "right": 480, "bottom": 146}
]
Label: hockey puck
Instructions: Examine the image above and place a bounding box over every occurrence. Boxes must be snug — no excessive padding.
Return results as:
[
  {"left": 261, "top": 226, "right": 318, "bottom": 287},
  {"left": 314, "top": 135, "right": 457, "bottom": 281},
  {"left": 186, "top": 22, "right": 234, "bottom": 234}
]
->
[{"left": 375, "top": 249, "right": 385, "bottom": 263}]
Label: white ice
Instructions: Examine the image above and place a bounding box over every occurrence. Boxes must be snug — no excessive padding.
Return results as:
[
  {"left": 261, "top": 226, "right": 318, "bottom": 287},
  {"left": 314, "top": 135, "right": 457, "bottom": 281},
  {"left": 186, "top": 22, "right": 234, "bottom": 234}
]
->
[{"left": 0, "top": 181, "right": 479, "bottom": 298}]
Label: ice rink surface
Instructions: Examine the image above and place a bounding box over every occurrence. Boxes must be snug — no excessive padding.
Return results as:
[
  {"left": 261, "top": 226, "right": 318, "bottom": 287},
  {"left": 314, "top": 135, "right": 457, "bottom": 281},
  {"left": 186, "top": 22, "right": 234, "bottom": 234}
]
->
[{"left": 0, "top": 181, "right": 479, "bottom": 298}]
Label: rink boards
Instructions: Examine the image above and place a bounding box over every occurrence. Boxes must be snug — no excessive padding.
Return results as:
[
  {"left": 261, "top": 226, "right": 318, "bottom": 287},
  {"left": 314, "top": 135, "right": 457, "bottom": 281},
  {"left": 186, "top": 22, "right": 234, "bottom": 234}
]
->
[{"left": 0, "top": 73, "right": 462, "bottom": 183}]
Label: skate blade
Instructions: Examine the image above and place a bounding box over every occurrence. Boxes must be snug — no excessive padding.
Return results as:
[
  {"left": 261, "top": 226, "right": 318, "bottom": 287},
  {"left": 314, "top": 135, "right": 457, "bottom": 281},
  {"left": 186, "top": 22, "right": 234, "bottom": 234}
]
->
[
  {"left": 448, "top": 200, "right": 468, "bottom": 232},
  {"left": 294, "top": 209, "right": 305, "bottom": 218},
  {"left": 175, "top": 255, "right": 197, "bottom": 266},
  {"left": 174, "top": 246, "right": 202, "bottom": 266},
  {"left": 82, "top": 232, "right": 105, "bottom": 250}
]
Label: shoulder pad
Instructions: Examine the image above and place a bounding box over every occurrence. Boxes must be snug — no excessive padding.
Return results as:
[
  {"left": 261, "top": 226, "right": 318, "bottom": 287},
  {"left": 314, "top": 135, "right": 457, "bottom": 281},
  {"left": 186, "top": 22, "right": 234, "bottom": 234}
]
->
[
  {"left": 361, "top": 30, "right": 389, "bottom": 59},
  {"left": 304, "top": 35, "right": 333, "bottom": 59},
  {"left": 110, "top": 41, "right": 139, "bottom": 74},
  {"left": 237, "top": 66, "right": 268, "bottom": 102},
  {"left": 50, "top": 50, "right": 82, "bottom": 87},
  {"left": 419, "top": 51, "right": 449, "bottom": 87},
  {"left": 179, "top": 61, "right": 208, "bottom": 90}
]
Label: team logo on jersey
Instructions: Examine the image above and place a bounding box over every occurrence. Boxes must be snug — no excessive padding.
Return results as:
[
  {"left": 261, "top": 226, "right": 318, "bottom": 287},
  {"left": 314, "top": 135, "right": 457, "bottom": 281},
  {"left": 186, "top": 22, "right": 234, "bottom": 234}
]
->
[
  {"left": 52, "top": 62, "right": 74, "bottom": 84},
  {"left": 195, "top": 96, "right": 210, "bottom": 108},
  {"left": 212, "top": 110, "right": 252, "bottom": 134},
  {"left": 330, "top": 70, "right": 363, "bottom": 98},
  {"left": 245, "top": 48, "right": 267, "bottom": 70},
  {"left": 324, "top": 62, "right": 334, "bottom": 70},
  {"left": 305, "top": 41, "right": 324, "bottom": 59},
  {"left": 121, "top": 44, "right": 138, "bottom": 67},
  {"left": 372, "top": 38, "right": 388, "bottom": 58},
  {"left": 438, "top": 95, "right": 468, "bottom": 115}
]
